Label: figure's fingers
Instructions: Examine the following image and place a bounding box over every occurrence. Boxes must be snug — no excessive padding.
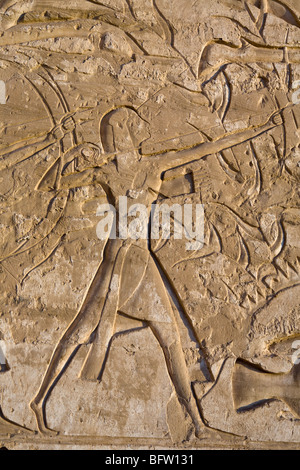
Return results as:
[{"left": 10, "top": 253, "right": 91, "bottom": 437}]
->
[
  {"left": 270, "top": 110, "right": 284, "bottom": 126},
  {"left": 50, "top": 126, "right": 65, "bottom": 141},
  {"left": 273, "top": 114, "right": 284, "bottom": 126},
  {"left": 62, "top": 116, "right": 75, "bottom": 132}
]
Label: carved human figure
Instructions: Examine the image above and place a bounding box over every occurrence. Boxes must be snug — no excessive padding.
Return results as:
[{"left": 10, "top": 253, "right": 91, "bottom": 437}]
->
[{"left": 30, "top": 105, "right": 283, "bottom": 436}]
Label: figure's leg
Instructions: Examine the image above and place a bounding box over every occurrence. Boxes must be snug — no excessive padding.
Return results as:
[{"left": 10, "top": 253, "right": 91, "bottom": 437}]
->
[
  {"left": 80, "top": 242, "right": 149, "bottom": 382},
  {"left": 149, "top": 319, "right": 203, "bottom": 437},
  {"left": 30, "top": 334, "right": 83, "bottom": 435},
  {"left": 30, "top": 301, "right": 112, "bottom": 434},
  {"left": 79, "top": 242, "right": 130, "bottom": 381},
  {"left": 30, "top": 239, "right": 124, "bottom": 434},
  {"left": 116, "top": 248, "right": 205, "bottom": 436},
  {"left": 146, "top": 255, "right": 206, "bottom": 436}
]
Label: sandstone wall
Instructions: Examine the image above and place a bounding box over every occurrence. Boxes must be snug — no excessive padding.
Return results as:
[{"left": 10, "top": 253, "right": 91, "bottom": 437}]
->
[{"left": 0, "top": 0, "right": 299, "bottom": 450}]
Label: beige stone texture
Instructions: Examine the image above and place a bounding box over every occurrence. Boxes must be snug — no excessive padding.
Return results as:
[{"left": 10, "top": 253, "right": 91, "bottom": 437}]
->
[{"left": 0, "top": 0, "right": 299, "bottom": 450}]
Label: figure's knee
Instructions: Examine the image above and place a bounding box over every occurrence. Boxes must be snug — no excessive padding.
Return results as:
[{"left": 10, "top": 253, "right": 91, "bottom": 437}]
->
[{"left": 60, "top": 326, "right": 93, "bottom": 351}]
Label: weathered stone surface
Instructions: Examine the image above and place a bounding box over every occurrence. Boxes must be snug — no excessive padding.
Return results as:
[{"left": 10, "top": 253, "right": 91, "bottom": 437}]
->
[{"left": 0, "top": 0, "right": 299, "bottom": 450}]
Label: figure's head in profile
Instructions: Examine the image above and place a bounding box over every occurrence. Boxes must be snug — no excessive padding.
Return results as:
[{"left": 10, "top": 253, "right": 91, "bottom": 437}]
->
[{"left": 100, "top": 106, "right": 150, "bottom": 154}]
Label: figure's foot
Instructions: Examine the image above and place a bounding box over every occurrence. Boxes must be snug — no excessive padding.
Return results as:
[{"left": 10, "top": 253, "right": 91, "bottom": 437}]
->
[
  {"left": 30, "top": 399, "right": 58, "bottom": 437},
  {"left": 0, "top": 406, "right": 33, "bottom": 434},
  {"left": 194, "top": 422, "right": 203, "bottom": 439}
]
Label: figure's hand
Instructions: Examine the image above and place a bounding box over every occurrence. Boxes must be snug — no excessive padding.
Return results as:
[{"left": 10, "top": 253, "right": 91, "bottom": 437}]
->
[
  {"left": 48, "top": 125, "right": 64, "bottom": 141},
  {"left": 48, "top": 116, "right": 76, "bottom": 141},
  {"left": 268, "top": 110, "right": 284, "bottom": 127}
]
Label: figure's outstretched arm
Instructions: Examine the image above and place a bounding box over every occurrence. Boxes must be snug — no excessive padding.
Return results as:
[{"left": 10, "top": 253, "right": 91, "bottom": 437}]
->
[
  {"left": 156, "top": 110, "right": 283, "bottom": 171},
  {"left": 38, "top": 167, "right": 104, "bottom": 191}
]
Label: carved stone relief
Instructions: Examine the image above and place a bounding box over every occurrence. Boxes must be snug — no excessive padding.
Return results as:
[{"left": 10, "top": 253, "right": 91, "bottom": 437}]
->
[{"left": 0, "top": 0, "right": 299, "bottom": 449}]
